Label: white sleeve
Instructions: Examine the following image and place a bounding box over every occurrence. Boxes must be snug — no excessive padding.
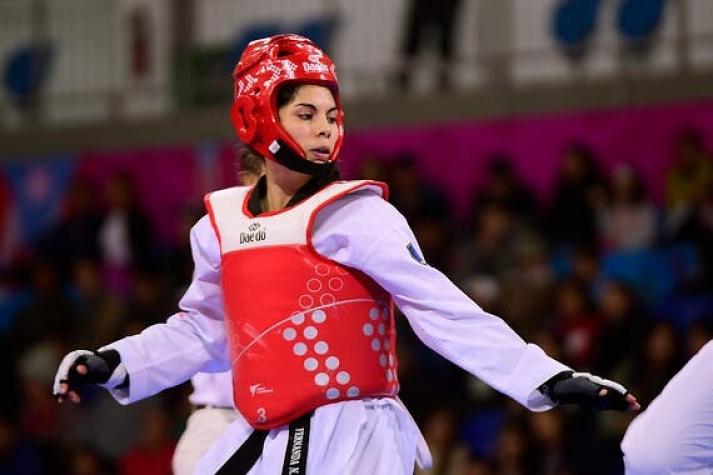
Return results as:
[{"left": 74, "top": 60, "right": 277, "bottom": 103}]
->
[
  {"left": 621, "top": 340, "right": 713, "bottom": 474},
  {"left": 103, "top": 215, "right": 230, "bottom": 404},
  {"left": 312, "top": 192, "right": 570, "bottom": 410}
]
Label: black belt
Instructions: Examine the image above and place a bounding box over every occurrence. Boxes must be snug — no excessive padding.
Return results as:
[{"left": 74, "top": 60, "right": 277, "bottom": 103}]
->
[{"left": 215, "top": 411, "right": 312, "bottom": 475}]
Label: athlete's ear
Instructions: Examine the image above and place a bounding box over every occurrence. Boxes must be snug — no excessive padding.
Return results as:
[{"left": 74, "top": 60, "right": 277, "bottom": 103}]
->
[{"left": 232, "top": 96, "right": 259, "bottom": 143}]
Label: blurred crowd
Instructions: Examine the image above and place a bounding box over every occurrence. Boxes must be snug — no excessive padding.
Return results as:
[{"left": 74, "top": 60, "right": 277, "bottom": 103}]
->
[{"left": 1, "top": 128, "right": 712, "bottom": 475}]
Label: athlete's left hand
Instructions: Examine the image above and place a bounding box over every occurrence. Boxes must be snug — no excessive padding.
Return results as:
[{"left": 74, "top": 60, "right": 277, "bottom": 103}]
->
[{"left": 539, "top": 371, "right": 641, "bottom": 411}]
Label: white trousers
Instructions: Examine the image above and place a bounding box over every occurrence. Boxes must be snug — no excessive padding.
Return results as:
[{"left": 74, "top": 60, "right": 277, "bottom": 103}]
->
[
  {"left": 172, "top": 407, "right": 239, "bottom": 475},
  {"left": 194, "top": 398, "right": 431, "bottom": 475}
]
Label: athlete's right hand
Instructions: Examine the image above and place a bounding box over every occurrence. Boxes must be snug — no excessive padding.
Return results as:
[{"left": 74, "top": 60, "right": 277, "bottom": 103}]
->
[{"left": 53, "top": 349, "right": 126, "bottom": 404}]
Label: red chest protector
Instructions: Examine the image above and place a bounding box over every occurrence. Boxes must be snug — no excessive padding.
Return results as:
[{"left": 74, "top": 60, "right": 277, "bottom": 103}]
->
[{"left": 205, "top": 180, "right": 399, "bottom": 429}]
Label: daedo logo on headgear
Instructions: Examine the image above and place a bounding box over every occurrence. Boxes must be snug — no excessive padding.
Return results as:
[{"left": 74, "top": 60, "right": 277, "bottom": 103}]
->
[
  {"left": 302, "top": 61, "right": 329, "bottom": 73},
  {"left": 240, "top": 222, "right": 267, "bottom": 244}
]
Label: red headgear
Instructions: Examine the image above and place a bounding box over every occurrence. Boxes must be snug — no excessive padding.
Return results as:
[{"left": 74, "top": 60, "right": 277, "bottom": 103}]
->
[{"left": 231, "top": 34, "right": 343, "bottom": 174}]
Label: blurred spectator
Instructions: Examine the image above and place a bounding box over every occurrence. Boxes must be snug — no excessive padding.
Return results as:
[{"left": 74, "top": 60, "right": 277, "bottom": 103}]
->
[
  {"left": 498, "top": 232, "right": 554, "bottom": 337},
  {"left": 463, "top": 458, "right": 493, "bottom": 475},
  {"left": 597, "top": 164, "right": 658, "bottom": 251},
  {"left": 627, "top": 322, "right": 683, "bottom": 405},
  {"left": 16, "top": 342, "right": 62, "bottom": 441},
  {"left": 527, "top": 411, "right": 574, "bottom": 475},
  {"left": 568, "top": 244, "right": 602, "bottom": 296},
  {"left": 547, "top": 144, "right": 607, "bottom": 246},
  {"left": 35, "top": 180, "right": 102, "bottom": 275},
  {"left": 357, "top": 154, "right": 392, "bottom": 183},
  {"left": 531, "top": 330, "right": 564, "bottom": 363},
  {"left": 0, "top": 176, "right": 14, "bottom": 267},
  {"left": 490, "top": 421, "right": 530, "bottom": 475},
  {"left": 0, "top": 413, "right": 44, "bottom": 475},
  {"left": 98, "top": 174, "right": 155, "bottom": 295},
  {"left": 472, "top": 154, "right": 538, "bottom": 222},
  {"left": 388, "top": 154, "right": 453, "bottom": 270},
  {"left": 0, "top": 263, "right": 32, "bottom": 339},
  {"left": 70, "top": 258, "right": 125, "bottom": 348},
  {"left": 396, "top": 0, "right": 463, "bottom": 91},
  {"left": 68, "top": 446, "right": 112, "bottom": 475},
  {"left": 415, "top": 408, "right": 470, "bottom": 475},
  {"left": 388, "top": 153, "right": 451, "bottom": 223},
  {"left": 125, "top": 269, "right": 174, "bottom": 329},
  {"left": 119, "top": 405, "right": 175, "bottom": 475},
  {"left": 551, "top": 279, "right": 601, "bottom": 369},
  {"left": 675, "top": 184, "right": 713, "bottom": 287},
  {"left": 451, "top": 203, "right": 517, "bottom": 311},
  {"left": 57, "top": 391, "right": 147, "bottom": 461},
  {"left": 594, "top": 280, "right": 647, "bottom": 377},
  {"left": 8, "top": 260, "right": 76, "bottom": 353},
  {"left": 164, "top": 205, "right": 202, "bottom": 301},
  {"left": 666, "top": 128, "right": 713, "bottom": 231},
  {"left": 684, "top": 318, "right": 713, "bottom": 358},
  {"left": 413, "top": 215, "right": 455, "bottom": 272}
]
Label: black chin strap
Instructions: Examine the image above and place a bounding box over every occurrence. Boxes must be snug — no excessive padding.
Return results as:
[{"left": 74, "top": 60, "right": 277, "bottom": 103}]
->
[{"left": 270, "top": 139, "right": 334, "bottom": 175}]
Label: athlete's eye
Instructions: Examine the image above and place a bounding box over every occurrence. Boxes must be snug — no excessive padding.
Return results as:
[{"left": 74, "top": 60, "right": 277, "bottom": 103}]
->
[
  {"left": 327, "top": 115, "right": 337, "bottom": 124},
  {"left": 298, "top": 113, "right": 312, "bottom": 121}
]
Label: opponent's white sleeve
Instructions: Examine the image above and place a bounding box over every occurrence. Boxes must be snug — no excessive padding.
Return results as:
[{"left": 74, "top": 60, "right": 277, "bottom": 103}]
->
[
  {"left": 188, "top": 371, "right": 235, "bottom": 407},
  {"left": 104, "top": 215, "right": 230, "bottom": 404},
  {"left": 621, "top": 339, "right": 713, "bottom": 474},
  {"left": 312, "top": 192, "right": 570, "bottom": 410}
]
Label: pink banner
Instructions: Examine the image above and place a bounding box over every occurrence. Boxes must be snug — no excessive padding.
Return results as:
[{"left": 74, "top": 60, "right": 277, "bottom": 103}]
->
[
  {"left": 73, "top": 100, "right": 713, "bottom": 241},
  {"left": 340, "top": 100, "right": 713, "bottom": 218}
]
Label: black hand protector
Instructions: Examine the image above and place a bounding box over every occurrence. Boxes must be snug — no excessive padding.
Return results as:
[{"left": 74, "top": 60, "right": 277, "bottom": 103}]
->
[
  {"left": 67, "top": 350, "right": 122, "bottom": 388},
  {"left": 539, "top": 370, "right": 631, "bottom": 411}
]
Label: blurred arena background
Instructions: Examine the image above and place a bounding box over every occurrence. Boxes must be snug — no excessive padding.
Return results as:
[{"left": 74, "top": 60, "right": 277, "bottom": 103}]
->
[{"left": 1, "top": 0, "right": 713, "bottom": 474}]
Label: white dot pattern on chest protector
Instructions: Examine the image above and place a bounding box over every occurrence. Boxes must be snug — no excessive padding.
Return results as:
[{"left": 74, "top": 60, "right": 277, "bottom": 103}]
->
[
  {"left": 314, "top": 341, "right": 329, "bottom": 354},
  {"left": 303, "top": 326, "right": 318, "bottom": 340},
  {"left": 275, "top": 260, "right": 398, "bottom": 404},
  {"left": 336, "top": 371, "right": 350, "bottom": 384},
  {"left": 326, "top": 356, "right": 340, "bottom": 370},
  {"left": 304, "top": 357, "right": 318, "bottom": 371},
  {"left": 369, "top": 307, "right": 379, "bottom": 320},
  {"left": 311, "top": 310, "right": 326, "bottom": 323},
  {"left": 315, "top": 373, "right": 329, "bottom": 386}
]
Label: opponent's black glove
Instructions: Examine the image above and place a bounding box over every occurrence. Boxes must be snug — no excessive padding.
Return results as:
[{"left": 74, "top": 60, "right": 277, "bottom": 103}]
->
[
  {"left": 539, "top": 370, "right": 632, "bottom": 411},
  {"left": 53, "top": 349, "right": 127, "bottom": 403}
]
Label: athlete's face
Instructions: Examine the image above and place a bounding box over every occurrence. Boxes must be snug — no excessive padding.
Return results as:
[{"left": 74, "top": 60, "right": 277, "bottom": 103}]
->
[{"left": 278, "top": 85, "right": 339, "bottom": 164}]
